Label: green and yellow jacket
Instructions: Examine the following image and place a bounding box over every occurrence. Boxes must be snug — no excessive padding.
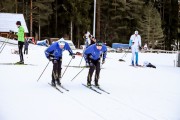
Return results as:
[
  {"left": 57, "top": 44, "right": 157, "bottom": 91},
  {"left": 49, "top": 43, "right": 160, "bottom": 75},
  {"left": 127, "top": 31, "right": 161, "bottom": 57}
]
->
[{"left": 16, "top": 26, "right": 25, "bottom": 42}]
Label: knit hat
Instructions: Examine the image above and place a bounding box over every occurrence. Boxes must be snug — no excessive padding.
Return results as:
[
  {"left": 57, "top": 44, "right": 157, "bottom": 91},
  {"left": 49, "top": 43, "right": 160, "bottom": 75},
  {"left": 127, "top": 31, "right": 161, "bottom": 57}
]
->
[
  {"left": 96, "top": 40, "right": 103, "bottom": 46},
  {"left": 16, "top": 21, "right": 21, "bottom": 25},
  {"left": 135, "top": 30, "right": 138, "bottom": 35},
  {"left": 58, "top": 38, "right": 65, "bottom": 46}
]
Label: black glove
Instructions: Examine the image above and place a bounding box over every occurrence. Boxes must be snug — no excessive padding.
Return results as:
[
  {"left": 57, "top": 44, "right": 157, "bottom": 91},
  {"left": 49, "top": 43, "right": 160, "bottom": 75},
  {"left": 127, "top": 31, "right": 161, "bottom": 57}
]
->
[
  {"left": 102, "top": 59, "right": 105, "bottom": 64},
  {"left": 129, "top": 46, "right": 131, "bottom": 49},
  {"left": 48, "top": 56, "right": 54, "bottom": 61},
  {"left": 70, "top": 53, "right": 75, "bottom": 59},
  {"left": 72, "top": 55, "right": 75, "bottom": 59},
  {"left": 48, "top": 54, "right": 54, "bottom": 61}
]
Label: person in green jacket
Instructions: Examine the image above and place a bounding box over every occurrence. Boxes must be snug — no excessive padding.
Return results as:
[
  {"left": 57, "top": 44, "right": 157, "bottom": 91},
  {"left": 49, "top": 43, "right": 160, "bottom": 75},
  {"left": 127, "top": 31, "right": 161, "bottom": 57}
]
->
[{"left": 16, "top": 21, "right": 25, "bottom": 64}]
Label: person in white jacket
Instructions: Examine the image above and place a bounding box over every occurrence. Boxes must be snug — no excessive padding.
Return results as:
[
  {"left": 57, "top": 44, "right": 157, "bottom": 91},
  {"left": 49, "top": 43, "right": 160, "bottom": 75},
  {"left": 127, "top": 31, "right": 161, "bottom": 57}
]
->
[
  {"left": 129, "top": 31, "right": 141, "bottom": 66},
  {"left": 83, "top": 31, "right": 91, "bottom": 48}
]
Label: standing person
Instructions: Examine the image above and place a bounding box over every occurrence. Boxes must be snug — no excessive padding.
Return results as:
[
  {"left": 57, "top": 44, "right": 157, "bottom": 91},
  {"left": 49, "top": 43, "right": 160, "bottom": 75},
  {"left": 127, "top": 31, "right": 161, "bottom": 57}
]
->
[
  {"left": 129, "top": 30, "right": 141, "bottom": 66},
  {"left": 83, "top": 31, "right": 91, "bottom": 48},
  {"left": 83, "top": 40, "right": 107, "bottom": 87},
  {"left": 16, "top": 21, "right": 25, "bottom": 64},
  {"left": 89, "top": 36, "right": 96, "bottom": 46},
  {"left": 143, "top": 43, "right": 148, "bottom": 50},
  {"left": 45, "top": 38, "right": 75, "bottom": 86},
  {"left": 24, "top": 38, "right": 29, "bottom": 55}
]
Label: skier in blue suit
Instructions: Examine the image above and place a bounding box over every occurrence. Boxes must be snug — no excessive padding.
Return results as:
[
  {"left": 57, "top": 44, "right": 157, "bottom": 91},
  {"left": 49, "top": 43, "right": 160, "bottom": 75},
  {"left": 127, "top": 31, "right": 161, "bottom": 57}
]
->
[
  {"left": 45, "top": 38, "right": 75, "bottom": 86},
  {"left": 83, "top": 40, "right": 107, "bottom": 87}
]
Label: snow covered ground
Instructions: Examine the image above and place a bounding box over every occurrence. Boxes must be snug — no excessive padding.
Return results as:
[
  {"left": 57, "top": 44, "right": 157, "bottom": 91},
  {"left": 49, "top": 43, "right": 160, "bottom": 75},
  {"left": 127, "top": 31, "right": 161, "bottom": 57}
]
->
[{"left": 0, "top": 38, "right": 180, "bottom": 120}]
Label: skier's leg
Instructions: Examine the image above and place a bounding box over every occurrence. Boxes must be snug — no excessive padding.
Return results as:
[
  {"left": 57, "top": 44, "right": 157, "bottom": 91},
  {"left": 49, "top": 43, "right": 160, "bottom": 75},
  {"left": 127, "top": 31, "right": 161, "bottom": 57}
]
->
[
  {"left": 131, "top": 52, "right": 135, "bottom": 66},
  {"left": 57, "top": 58, "right": 62, "bottom": 85},
  {"left": 18, "top": 41, "right": 24, "bottom": 63},
  {"left": 135, "top": 52, "right": 138, "bottom": 65},
  {"left": 87, "top": 63, "right": 95, "bottom": 86},
  {"left": 51, "top": 60, "right": 58, "bottom": 86},
  {"left": 94, "top": 60, "right": 101, "bottom": 86},
  {"left": 24, "top": 48, "right": 25, "bottom": 54}
]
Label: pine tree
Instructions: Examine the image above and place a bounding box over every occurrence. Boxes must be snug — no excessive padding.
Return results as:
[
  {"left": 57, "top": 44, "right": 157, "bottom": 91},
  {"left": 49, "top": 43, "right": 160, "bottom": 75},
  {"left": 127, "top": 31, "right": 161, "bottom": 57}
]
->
[
  {"left": 0, "top": 0, "right": 15, "bottom": 12},
  {"left": 138, "top": 2, "right": 164, "bottom": 49}
]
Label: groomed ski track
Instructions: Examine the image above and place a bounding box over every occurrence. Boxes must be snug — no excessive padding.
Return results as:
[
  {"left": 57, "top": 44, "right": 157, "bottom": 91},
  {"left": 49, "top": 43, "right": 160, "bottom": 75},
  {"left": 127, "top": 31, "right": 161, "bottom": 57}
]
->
[{"left": 0, "top": 37, "right": 180, "bottom": 120}]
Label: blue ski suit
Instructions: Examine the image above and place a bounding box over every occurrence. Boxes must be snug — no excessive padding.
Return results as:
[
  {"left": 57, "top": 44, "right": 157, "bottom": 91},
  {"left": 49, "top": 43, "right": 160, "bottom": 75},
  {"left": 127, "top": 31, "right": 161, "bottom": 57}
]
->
[
  {"left": 83, "top": 44, "right": 107, "bottom": 85},
  {"left": 45, "top": 42, "right": 74, "bottom": 84}
]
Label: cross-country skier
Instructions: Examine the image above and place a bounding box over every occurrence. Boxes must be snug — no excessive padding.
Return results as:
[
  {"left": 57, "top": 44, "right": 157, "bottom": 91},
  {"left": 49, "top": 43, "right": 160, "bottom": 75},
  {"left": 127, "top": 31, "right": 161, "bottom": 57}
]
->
[
  {"left": 45, "top": 38, "right": 75, "bottom": 86},
  {"left": 129, "top": 30, "right": 141, "bottom": 66},
  {"left": 16, "top": 21, "right": 25, "bottom": 64},
  {"left": 83, "top": 40, "right": 107, "bottom": 87}
]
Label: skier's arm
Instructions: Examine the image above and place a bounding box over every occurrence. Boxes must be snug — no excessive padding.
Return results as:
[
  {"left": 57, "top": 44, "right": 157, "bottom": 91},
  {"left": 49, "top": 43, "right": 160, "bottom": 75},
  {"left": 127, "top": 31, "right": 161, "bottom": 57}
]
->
[
  {"left": 45, "top": 44, "right": 55, "bottom": 58},
  {"left": 83, "top": 48, "right": 92, "bottom": 63},
  {"left": 64, "top": 42, "right": 75, "bottom": 58}
]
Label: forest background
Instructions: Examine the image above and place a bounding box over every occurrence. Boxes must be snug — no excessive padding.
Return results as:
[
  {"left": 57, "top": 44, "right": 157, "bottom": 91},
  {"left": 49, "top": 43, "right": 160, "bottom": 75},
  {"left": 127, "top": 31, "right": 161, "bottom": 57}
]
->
[{"left": 0, "top": 0, "right": 179, "bottom": 50}]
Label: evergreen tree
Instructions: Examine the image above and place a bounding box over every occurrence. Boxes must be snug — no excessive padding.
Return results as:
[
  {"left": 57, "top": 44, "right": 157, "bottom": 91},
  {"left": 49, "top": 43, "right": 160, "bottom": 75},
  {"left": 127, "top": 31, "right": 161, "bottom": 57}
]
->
[
  {"left": 59, "top": 0, "right": 92, "bottom": 47},
  {"left": 0, "top": 0, "right": 15, "bottom": 13},
  {"left": 138, "top": 2, "right": 164, "bottom": 49}
]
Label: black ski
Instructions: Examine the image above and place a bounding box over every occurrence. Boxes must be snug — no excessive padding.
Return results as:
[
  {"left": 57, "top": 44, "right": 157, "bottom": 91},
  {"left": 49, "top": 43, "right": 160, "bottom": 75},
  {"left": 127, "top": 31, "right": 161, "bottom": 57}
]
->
[
  {"left": 48, "top": 83, "right": 63, "bottom": 93},
  {"left": 129, "top": 65, "right": 143, "bottom": 68},
  {"left": 57, "top": 85, "right": 69, "bottom": 91},
  {"left": 0, "top": 63, "right": 36, "bottom": 66},
  {"left": 64, "top": 65, "right": 89, "bottom": 68},
  {"left": 82, "top": 83, "right": 101, "bottom": 94},
  {"left": 92, "top": 85, "right": 110, "bottom": 94}
]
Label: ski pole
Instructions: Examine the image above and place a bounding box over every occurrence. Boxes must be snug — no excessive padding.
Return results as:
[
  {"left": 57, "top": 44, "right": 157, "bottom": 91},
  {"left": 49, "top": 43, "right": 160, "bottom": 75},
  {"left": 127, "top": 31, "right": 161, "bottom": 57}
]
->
[
  {"left": 78, "top": 55, "right": 84, "bottom": 67},
  {"left": 71, "top": 67, "right": 85, "bottom": 81},
  {"left": 0, "top": 33, "right": 11, "bottom": 53},
  {"left": 119, "top": 51, "right": 127, "bottom": 61},
  {"left": 78, "top": 47, "right": 85, "bottom": 67},
  {"left": 61, "top": 57, "right": 73, "bottom": 79},
  {"left": 0, "top": 34, "right": 10, "bottom": 50},
  {"left": 37, "top": 61, "right": 50, "bottom": 82}
]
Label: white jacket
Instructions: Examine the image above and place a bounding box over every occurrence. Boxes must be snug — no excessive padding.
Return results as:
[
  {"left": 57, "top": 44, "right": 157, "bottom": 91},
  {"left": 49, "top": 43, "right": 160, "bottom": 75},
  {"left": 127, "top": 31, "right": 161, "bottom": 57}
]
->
[
  {"left": 130, "top": 34, "right": 141, "bottom": 52},
  {"left": 130, "top": 34, "right": 141, "bottom": 47}
]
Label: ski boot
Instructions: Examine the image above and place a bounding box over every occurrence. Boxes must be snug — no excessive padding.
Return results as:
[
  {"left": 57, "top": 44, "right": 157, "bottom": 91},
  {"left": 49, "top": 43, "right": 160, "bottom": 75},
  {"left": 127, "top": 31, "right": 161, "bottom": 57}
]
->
[
  {"left": 95, "top": 81, "right": 100, "bottom": 87},
  {"left": 87, "top": 81, "right": 91, "bottom": 87},
  {"left": 51, "top": 80, "right": 56, "bottom": 87},
  {"left": 131, "top": 61, "right": 134, "bottom": 66},
  {"left": 16, "top": 61, "right": 24, "bottom": 64},
  {"left": 56, "top": 80, "right": 61, "bottom": 86}
]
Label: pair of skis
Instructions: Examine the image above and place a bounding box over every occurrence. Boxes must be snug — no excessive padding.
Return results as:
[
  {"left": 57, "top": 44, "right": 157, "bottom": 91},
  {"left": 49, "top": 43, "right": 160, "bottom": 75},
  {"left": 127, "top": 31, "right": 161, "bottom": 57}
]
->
[
  {"left": 82, "top": 83, "right": 110, "bottom": 94},
  {"left": 129, "top": 65, "right": 143, "bottom": 68},
  {"left": 48, "top": 83, "right": 69, "bottom": 93},
  {"left": 48, "top": 83, "right": 110, "bottom": 94}
]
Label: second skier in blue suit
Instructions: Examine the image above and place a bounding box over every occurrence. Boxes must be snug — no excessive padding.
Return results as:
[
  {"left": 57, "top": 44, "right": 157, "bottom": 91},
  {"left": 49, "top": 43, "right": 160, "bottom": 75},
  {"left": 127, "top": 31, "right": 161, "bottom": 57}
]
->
[{"left": 83, "top": 40, "right": 107, "bottom": 87}]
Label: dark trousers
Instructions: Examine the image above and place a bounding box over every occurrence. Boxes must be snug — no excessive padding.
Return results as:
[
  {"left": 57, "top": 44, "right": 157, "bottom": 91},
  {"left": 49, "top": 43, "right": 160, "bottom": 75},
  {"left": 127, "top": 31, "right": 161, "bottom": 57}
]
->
[
  {"left": 24, "top": 48, "right": 28, "bottom": 54},
  {"left": 18, "top": 41, "right": 24, "bottom": 62},
  {"left": 87, "top": 59, "right": 101, "bottom": 83},
  {"left": 52, "top": 58, "right": 62, "bottom": 83}
]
